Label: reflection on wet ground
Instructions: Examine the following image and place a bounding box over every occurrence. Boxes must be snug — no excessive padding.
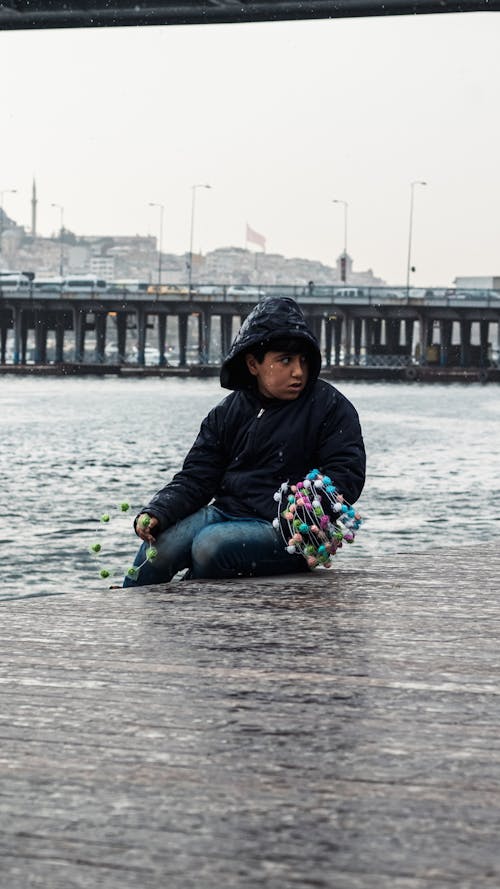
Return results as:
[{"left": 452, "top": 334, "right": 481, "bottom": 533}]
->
[{"left": 2, "top": 547, "right": 500, "bottom": 887}]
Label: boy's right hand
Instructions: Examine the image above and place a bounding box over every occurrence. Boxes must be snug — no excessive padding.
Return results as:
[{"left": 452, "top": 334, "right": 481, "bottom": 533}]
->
[{"left": 135, "top": 513, "right": 159, "bottom": 542}]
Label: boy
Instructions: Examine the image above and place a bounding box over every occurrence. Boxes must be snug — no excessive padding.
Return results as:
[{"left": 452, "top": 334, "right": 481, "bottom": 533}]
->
[{"left": 123, "top": 296, "right": 365, "bottom": 586}]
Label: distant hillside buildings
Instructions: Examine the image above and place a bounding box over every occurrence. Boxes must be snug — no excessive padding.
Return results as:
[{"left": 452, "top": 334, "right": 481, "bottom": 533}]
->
[{"left": 0, "top": 204, "right": 385, "bottom": 287}]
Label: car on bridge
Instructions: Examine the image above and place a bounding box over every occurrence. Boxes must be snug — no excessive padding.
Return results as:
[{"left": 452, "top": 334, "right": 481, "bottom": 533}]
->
[{"left": 226, "top": 285, "right": 266, "bottom": 298}]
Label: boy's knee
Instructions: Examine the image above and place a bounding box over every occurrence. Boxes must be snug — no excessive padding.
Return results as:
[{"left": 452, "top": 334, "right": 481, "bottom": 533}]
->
[{"left": 191, "top": 525, "right": 229, "bottom": 576}]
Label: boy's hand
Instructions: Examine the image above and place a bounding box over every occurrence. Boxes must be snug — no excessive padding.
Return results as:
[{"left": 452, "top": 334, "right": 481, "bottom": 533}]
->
[{"left": 135, "top": 513, "right": 159, "bottom": 542}]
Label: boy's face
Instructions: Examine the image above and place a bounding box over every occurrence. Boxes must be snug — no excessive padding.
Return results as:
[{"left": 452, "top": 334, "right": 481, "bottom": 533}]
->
[{"left": 245, "top": 350, "right": 309, "bottom": 400}]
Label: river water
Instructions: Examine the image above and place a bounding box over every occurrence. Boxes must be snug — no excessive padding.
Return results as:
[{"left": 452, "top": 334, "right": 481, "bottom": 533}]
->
[{"left": 1, "top": 376, "right": 499, "bottom": 598}]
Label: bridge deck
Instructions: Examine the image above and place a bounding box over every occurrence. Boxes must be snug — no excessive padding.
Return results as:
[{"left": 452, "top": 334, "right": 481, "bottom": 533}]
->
[{"left": 2, "top": 544, "right": 500, "bottom": 887}]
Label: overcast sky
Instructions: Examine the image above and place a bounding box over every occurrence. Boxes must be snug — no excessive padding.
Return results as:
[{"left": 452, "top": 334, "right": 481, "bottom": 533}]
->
[{"left": 1, "top": 11, "right": 499, "bottom": 286}]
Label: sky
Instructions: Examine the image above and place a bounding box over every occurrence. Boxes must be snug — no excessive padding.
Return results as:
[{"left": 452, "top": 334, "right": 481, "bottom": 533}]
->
[{"left": 1, "top": 11, "right": 499, "bottom": 287}]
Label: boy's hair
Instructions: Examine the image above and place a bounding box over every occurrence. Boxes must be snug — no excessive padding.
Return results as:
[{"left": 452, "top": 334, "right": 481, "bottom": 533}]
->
[{"left": 247, "top": 336, "right": 312, "bottom": 364}]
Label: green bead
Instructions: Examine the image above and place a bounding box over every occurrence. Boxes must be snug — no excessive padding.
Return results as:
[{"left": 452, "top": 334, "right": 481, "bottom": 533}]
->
[
  {"left": 146, "top": 547, "right": 158, "bottom": 561},
  {"left": 127, "top": 566, "right": 139, "bottom": 579},
  {"left": 139, "top": 515, "right": 151, "bottom": 529},
  {"left": 101, "top": 513, "right": 110, "bottom": 523},
  {"left": 120, "top": 502, "right": 130, "bottom": 512},
  {"left": 90, "top": 542, "right": 102, "bottom": 553},
  {"left": 99, "top": 568, "right": 111, "bottom": 578}
]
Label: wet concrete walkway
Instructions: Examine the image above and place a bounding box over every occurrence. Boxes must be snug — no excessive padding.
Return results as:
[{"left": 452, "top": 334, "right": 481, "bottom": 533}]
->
[{"left": 1, "top": 544, "right": 500, "bottom": 888}]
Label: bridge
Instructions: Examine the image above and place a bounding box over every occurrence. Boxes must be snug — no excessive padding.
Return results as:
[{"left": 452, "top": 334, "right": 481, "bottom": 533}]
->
[{"left": 1, "top": 285, "right": 499, "bottom": 374}]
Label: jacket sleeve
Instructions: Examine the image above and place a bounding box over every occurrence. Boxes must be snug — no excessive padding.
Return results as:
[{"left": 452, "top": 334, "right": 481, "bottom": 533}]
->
[
  {"left": 139, "top": 404, "right": 229, "bottom": 530},
  {"left": 316, "top": 389, "right": 366, "bottom": 505}
]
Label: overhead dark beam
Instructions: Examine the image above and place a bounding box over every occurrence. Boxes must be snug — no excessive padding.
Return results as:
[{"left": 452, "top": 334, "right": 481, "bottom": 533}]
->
[{"left": 0, "top": 0, "right": 498, "bottom": 32}]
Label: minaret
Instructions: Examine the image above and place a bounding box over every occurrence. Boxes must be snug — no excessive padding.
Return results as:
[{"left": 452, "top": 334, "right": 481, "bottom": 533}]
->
[{"left": 31, "top": 178, "right": 37, "bottom": 238}]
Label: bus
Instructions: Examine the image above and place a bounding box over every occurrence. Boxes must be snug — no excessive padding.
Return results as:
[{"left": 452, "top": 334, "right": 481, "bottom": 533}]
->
[
  {"left": 0, "top": 271, "right": 32, "bottom": 291},
  {"left": 62, "top": 275, "right": 107, "bottom": 292}
]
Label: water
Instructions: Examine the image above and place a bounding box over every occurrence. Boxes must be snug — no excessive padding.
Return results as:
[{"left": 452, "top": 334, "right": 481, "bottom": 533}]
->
[{"left": 1, "top": 376, "right": 500, "bottom": 597}]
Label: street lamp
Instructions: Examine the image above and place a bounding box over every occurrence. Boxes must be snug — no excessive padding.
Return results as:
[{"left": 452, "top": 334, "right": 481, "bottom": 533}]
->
[
  {"left": 0, "top": 188, "right": 17, "bottom": 238},
  {"left": 51, "top": 202, "right": 65, "bottom": 276},
  {"left": 406, "top": 180, "right": 427, "bottom": 294},
  {"left": 149, "top": 202, "right": 164, "bottom": 285},
  {"left": 188, "top": 184, "right": 211, "bottom": 295},
  {"left": 332, "top": 198, "right": 348, "bottom": 282}
]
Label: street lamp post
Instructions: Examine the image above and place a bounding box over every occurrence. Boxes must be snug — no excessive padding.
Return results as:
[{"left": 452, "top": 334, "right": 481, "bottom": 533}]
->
[
  {"left": 0, "top": 188, "right": 17, "bottom": 238},
  {"left": 332, "top": 198, "right": 348, "bottom": 283},
  {"left": 406, "top": 180, "right": 427, "bottom": 294},
  {"left": 51, "top": 202, "right": 65, "bottom": 276},
  {"left": 149, "top": 202, "right": 164, "bottom": 285},
  {"left": 188, "top": 184, "right": 211, "bottom": 295}
]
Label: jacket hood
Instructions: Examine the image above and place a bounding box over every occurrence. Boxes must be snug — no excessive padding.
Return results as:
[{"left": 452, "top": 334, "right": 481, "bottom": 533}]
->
[{"left": 220, "top": 296, "right": 321, "bottom": 391}]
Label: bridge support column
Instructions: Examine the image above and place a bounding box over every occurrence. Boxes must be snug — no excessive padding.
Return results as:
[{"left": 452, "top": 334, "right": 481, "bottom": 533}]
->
[
  {"left": 55, "top": 315, "right": 65, "bottom": 363},
  {"left": 479, "top": 320, "right": 489, "bottom": 367},
  {"left": 404, "top": 319, "right": 414, "bottom": 355},
  {"left": 34, "top": 312, "right": 48, "bottom": 365},
  {"left": 344, "top": 315, "right": 353, "bottom": 366},
  {"left": 332, "top": 317, "right": 343, "bottom": 365},
  {"left": 73, "top": 308, "right": 86, "bottom": 363},
  {"left": 116, "top": 312, "right": 128, "bottom": 364},
  {"left": 417, "top": 314, "right": 430, "bottom": 364},
  {"left": 95, "top": 313, "right": 107, "bottom": 364},
  {"left": 1, "top": 324, "right": 8, "bottom": 363},
  {"left": 198, "top": 310, "right": 211, "bottom": 364},
  {"left": 221, "top": 314, "right": 233, "bottom": 358},
  {"left": 12, "top": 306, "right": 22, "bottom": 365},
  {"left": 459, "top": 320, "right": 472, "bottom": 368},
  {"left": 439, "top": 320, "right": 453, "bottom": 366},
  {"left": 136, "top": 308, "right": 146, "bottom": 366},
  {"left": 324, "top": 318, "right": 333, "bottom": 367},
  {"left": 353, "top": 318, "right": 362, "bottom": 365},
  {"left": 157, "top": 313, "right": 167, "bottom": 366},
  {"left": 386, "top": 318, "right": 400, "bottom": 353},
  {"left": 178, "top": 313, "right": 188, "bottom": 367}
]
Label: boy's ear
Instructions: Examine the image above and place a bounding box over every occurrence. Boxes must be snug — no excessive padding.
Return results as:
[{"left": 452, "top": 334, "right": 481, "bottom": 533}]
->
[{"left": 245, "top": 353, "right": 259, "bottom": 376}]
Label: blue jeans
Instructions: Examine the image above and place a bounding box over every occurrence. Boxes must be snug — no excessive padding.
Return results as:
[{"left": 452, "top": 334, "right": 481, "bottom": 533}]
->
[{"left": 123, "top": 505, "right": 308, "bottom": 587}]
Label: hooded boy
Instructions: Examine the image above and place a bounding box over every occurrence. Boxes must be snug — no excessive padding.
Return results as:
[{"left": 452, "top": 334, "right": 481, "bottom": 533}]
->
[{"left": 123, "top": 296, "right": 365, "bottom": 586}]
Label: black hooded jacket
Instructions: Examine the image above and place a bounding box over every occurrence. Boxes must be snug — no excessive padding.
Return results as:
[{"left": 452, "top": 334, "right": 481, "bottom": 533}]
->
[{"left": 141, "top": 297, "right": 366, "bottom": 531}]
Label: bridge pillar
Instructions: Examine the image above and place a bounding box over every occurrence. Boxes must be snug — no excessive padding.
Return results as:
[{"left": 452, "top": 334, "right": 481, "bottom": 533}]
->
[
  {"left": 385, "top": 318, "right": 400, "bottom": 353},
  {"left": 116, "top": 312, "right": 128, "bottom": 364},
  {"left": 1, "top": 319, "right": 9, "bottom": 363},
  {"left": 439, "top": 320, "right": 453, "bottom": 366},
  {"left": 353, "top": 318, "right": 362, "bottom": 365},
  {"left": 479, "top": 320, "right": 489, "bottom": 367},
  {"left": 55, "top": 315, "right": 65, "bottom": 363},
  {"left": 12, "top": 306, "right": 22, "bottom": 365},
  {"left": 178, "top": 313, "right": 188, "bottom": 367},
  {"left": 157, "top": 313, "right": 167, "bottom": 366},
  {"left": 332, "top": 317, "right": 343, "bottom": 365},
  {"left": 136, "top": 308, "right": 146, "bottom": 365},
  {"left": 344, "top": 315, "right": 353, "bottom": 366},
  {"left": 459, "top": 319, "right": 472, "bottom": 368},
  {"left": 34, "top": 311, "right": 48, "bottom": 364},
  {"left": 404, "top": 319, "right": 414, "bottom": 354},
  {"left": 417, "top": 314, "right": 430, "bottom": 364},
  {"left": 73, "top": 307, "right": 86, "bottom": 363},
  {"left": 198, "top": 310, "right": 211, "bottom": 364},
  {"left": 220, "top": 314, "right": 233, "bottom": 358},
  {"left": 95, "top": 312, "right": 107, "bottom": 364},
  {"left": 324, "top": 317, "right": 333, "bottom": 367}
]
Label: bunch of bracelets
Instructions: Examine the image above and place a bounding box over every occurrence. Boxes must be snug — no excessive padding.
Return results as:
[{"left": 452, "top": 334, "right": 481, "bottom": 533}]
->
[
  {"left": 88, "top": 504, "right": 158, "bottom": 581},
  {"left": 272, "top": 469, "right": 363, "bottom": 568}
]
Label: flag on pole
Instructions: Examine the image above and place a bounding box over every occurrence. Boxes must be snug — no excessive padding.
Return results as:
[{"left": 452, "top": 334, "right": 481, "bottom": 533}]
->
[{"left": 246, "top": 223, "right": 266, "bottom": 251}]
